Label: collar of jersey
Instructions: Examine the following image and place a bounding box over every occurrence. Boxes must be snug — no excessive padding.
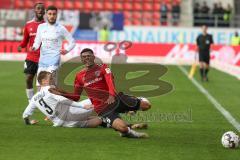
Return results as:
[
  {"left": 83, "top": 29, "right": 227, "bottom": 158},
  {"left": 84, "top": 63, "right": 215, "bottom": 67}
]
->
[
  {"left": 41, "top": 86, "right": 51, "bottom": 91},
  {"left": 46, "top": 22, "right": 59, "bottom": 27}
]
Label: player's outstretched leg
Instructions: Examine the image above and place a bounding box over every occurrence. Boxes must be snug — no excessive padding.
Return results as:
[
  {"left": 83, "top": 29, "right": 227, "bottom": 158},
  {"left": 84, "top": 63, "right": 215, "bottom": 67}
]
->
[
  {"left": 129, "top": 123, "right": 148, "bottom": 129},
  {"left": 112, "top": 118, "right": 149, "bottom": 138},
  {"left": 85, "top": 117, "right": 103, "bottom": 128},
  {"left": 130, "top": 97, "right": 151, "bottom": 129}
]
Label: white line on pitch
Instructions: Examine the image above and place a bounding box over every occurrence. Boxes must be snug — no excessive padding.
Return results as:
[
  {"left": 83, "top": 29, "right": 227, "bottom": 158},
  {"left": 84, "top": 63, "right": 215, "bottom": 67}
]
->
[{"left": 178, "top": 65, "right": 240, "bottom": 132}]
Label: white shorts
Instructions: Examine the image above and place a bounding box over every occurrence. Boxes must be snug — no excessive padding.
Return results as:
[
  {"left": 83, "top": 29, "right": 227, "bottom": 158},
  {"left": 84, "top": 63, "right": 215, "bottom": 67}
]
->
[
  {"left": 53, "top": 103, "right": 94, "bottom": 128},
  {"left": 36, "top": 65, "right": 59, "bottom": 86}
]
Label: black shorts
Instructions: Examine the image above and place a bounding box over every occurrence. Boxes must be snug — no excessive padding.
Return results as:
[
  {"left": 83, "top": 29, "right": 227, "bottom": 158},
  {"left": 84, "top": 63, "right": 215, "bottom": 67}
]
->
[
  {"left": 24, "top": 60, "right": 38, "bottom": 75},
  {"left": 199, "top": 51, "right": 210, "bottom": 64},
  {"left": 100, "top": 92, "right": 141, "bottom": 126}
]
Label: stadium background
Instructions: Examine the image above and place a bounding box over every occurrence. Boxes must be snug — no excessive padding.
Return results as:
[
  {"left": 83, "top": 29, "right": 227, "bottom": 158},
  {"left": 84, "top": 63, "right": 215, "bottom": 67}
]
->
[
  {"left": 0, "top": 0, "right": 240, "bottom": 160},
  {"left": 0, "top": 0, "right": 240, "bottom": 78}
]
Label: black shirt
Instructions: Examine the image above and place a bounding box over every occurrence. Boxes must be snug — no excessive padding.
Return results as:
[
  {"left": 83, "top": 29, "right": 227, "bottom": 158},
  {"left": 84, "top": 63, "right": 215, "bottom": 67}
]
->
[{"left": 196, "top": 34, "right": 214, "bottom": 51}]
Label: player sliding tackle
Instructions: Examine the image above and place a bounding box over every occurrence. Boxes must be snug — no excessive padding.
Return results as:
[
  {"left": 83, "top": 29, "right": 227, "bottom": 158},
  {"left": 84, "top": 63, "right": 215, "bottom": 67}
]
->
[
  {"left": 22, "top": 71, "right": 102, "bottom": 128},
  {"left": 22, "top": 71, "right": 146, "bottom": 129},
  {"left": 51, "top": 48, "right": 151, "bottom": 138}
]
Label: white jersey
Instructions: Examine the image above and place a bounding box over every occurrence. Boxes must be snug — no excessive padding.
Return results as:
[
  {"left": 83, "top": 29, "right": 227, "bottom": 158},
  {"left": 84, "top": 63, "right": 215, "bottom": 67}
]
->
[
  {"left": 22, "top": 86, "right": 93, "bottom": 127},
  {"left": 33, "top": 22, "right": 75, "bottom": 68}
]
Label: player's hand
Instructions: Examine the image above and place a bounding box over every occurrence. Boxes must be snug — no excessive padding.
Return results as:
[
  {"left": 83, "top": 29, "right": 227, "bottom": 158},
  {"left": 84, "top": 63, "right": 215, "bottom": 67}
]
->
[
  {"left": 60, "top": 49, "right": 68, "bottom": 55},
  {"left": 17, "top": 46, "right": 22, "bottom": 52},
  {"left": 30, "top": 119, "right": 39, "bottom": 125},
  {"left": 24, "top": 117, "right": 39, "bottom": 125},
  {"left": 106, "top": 95, "right": 115, "bottom": 104},
  {"left": 83, "top": 104, "right": 94, "bottom": 110},
  {"left": 29, "top": 47, "right": 34, "bottom": 52}
]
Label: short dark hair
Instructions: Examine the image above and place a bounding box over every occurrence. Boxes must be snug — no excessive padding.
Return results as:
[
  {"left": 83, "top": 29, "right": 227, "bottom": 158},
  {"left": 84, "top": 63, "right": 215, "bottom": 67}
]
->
[
  {"left": 80, "top": 48, "right": 94, "bottom": 55},
  {"left": 46, "top": 5, "right": 58, "bottom": 12},
  {"left": 37, "top": 71, "right": 51, "bottom": 84},
  {"left": 34, "top": 2, "right": 44, "bottom": 8}
]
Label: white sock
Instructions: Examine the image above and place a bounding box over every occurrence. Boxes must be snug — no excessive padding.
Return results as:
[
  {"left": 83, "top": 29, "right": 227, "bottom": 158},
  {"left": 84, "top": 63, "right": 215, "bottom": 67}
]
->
[
  {"left": 26, "top": 88, "right": 34, "bottom": 102},
  {"left": 126, "top": 127, "right": 140, "bottom": 138}
]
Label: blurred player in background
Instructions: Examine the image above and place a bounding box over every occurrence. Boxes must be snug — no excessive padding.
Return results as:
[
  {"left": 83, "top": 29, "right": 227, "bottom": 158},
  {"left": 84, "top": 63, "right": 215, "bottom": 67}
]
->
[
  {"left": 196, "top": 25, "right": 214, "bottom": 81},
  {"left": 32, "top": 5, "right": 75, "bottom": 87},
  {"left": 23, "top": 71, "right": 102, "bottom": 128},
  {"left": 231, "top": 31, "right": 240, "bottom": 46},
  {"left": 99, "top": 25, "right": 110, "bottom": 42},
  {"left": 18, "top": 2, "right": 45, "bottom": 102}
]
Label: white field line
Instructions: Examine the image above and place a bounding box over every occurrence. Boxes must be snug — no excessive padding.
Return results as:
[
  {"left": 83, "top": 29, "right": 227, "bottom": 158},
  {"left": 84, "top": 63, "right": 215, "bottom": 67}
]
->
[{"left": 178, "top": 65, "right": 240, "bottom": 132}]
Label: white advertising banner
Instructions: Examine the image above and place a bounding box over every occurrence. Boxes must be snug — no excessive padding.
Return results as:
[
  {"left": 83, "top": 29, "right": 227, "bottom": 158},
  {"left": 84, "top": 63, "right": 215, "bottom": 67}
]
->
[
  {"left": 1, "top": 41, "right": 239, "bottom": 79},
  {"left": 110, "top": 26, "right": 240, "bottom": 45}
]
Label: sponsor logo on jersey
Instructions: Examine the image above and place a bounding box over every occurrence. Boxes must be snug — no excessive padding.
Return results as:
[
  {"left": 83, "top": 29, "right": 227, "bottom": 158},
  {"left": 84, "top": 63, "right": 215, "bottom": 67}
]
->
[
  {"left": 95, "top": 71, "right": 101, "bottom": 77},
  {"left": 105, "top": 68, "right": 111, "bottom": 74},
  {"left": 84, "top": 77, "right": 103, "bottom": 87},
  {"left": 29, "top": 33, "right": 36, "bottom": 36}
]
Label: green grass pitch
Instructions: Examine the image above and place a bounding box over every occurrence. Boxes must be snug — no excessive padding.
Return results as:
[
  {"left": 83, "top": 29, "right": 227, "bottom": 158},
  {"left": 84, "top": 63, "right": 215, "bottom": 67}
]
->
[{"left": 0, "top": 61, "right": 239, "bottom": 160}]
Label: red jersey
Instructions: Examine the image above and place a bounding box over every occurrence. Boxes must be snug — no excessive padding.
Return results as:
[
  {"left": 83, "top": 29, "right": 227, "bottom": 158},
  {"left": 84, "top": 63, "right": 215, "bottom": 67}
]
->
[
  {"left": 19, "top": 19, "right": 45, "bottom": 63},
  {"left": 67, "top": 64, "right": 116, "bottom": 114}
]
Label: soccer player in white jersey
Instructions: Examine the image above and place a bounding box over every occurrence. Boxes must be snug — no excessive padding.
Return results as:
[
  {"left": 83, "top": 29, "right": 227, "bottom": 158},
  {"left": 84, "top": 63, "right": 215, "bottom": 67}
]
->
[
  {"left": 32, "top": 5, "right": 76, "bottom": 86},
  {"left": 22, "top": 71, "right": 102, "bottom": 128}
]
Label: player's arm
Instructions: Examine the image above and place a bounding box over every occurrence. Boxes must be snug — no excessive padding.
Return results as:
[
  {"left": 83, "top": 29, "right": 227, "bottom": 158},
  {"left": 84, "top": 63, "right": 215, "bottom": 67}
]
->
[
  {"left": 71, "top": 101, "right": 93, "bottom": 109},
  {"left": 103, "top": 65, "right": 116, "bottom": 104},
  {"left": 32, "top": 26, "right": 42, "bottom": 51},
  {"left": 48, "top": 76, "right": 82, "bottom": 101},
  {"left": 18, "top": 25, "right": 29, "bottom": 52},
  {"left": 210, "top": 35, "right": 214, "bottom": 44},
  {"left": 75, "top": 99, "right": 93, "bottom": 109},
  {"left": 196, "top": 36, "right": 199, "bottom": 46},
  {"left": 209, "top": 35, "right": 214, "bottom": 51},
  {"left": 60, "top": 26, "right": 76, "bottom": 55},
  {"left": 48, "top": 87, "right": 68, "bottom": 96},
  {"left": 53, "top": 94, "right": 80, "bottom": 106},
  {"left": 53, "top": 94, "right": 92, "bottom": 109},
  {"left": 196, "top": 36, "right": 200, "bottom": 52},
  {"left": 48, "top": 87, "right": 81, "bottom": 101},
  {"left": 22, "top": 100, "right": 38, "bottom": 125},
  {"left": 64, "top": 75, "right": 83, "bottom": 101}
]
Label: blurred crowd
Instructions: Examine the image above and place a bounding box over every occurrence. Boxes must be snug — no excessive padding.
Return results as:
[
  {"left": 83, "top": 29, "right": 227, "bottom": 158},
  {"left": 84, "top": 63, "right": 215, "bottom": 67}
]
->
[
  {"left": 160, "top": 1, "right": 181, "bottom": 26},
  {"left": 193, "top": 1, "right": 232, "bottom": 27}
]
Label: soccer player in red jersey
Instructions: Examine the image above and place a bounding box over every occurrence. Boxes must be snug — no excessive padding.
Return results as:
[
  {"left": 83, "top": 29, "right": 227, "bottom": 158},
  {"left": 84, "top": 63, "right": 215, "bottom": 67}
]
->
[
  {"left": 18, "top": 3, "right": 45, "bottom": 102},
  {"left": 52, "top": 48, "right": 152, "bottom": 138}
]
